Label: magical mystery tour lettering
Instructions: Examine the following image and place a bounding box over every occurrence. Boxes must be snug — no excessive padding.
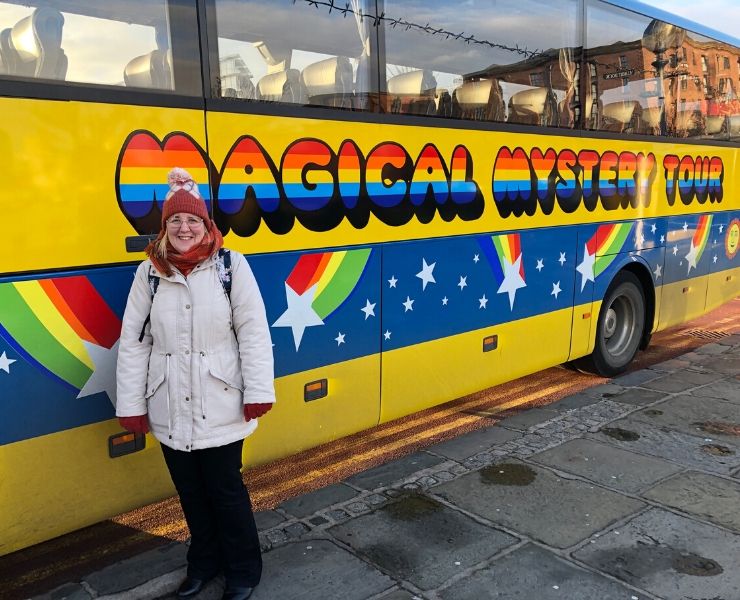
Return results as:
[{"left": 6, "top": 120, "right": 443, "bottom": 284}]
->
[{"left": 116, "top": 131, "right": 724, "bottom": 236}]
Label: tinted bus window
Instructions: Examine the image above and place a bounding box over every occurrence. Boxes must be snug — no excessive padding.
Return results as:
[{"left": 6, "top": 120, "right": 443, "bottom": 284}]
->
[
  {"left": 212, "top": 0, "right": 376, "bottom": 110},
  {"left": 0, "top": 1, "right": 200, "bottom": 95},
  {"left": 380, "top": 0, "right": 580, "bottom": 128},
  {"left": 586, "top": 0, "right": 740, "bottom": 140}
]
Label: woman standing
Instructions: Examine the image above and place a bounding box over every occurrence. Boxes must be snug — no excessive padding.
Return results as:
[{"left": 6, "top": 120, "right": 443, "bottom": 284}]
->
[{"left": 116, "top": 168, "right": 275, "bottom": 600}]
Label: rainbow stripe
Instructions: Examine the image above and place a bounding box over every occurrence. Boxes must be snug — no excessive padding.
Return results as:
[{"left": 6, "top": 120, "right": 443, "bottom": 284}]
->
[
  {"left": 409, "top": 145, "right": 449, "bottom": 205},
  {"left": 478, "top": 233, "right": 524, "bottom": 285},
  {"left": 366, "top": 143, "right": 408, "bottom": 207},
  {"left": 692, "top": 214, "right": 713, "bottom": 261},
  {"left": 286, "top": 249, "right": 373, "bottom": 319},
  {"left": 118, "top": 132, "right": 211, "bottom": 218},
  {"left": 218, "top": 136, "right": 280, "bottom": 214},
  {"left": 0, "top": 277, "right": 121, "bottom": 391},
  {"left": 281, "top": 140, "right": 334, "bottom": 211},
  {"left": 587, "top": 222, "right": 633, "bottom": 277}
]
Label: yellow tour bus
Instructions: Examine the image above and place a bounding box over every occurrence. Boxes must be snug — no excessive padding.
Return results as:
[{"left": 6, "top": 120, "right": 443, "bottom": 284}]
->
[{"left": 1, "top": 0, "right": 739, "bottom": 555}]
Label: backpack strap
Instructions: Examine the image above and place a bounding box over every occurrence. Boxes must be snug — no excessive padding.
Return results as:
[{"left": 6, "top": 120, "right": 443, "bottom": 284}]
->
[
  {"left": 138, "top": 265, "right": 159, "bottom": 343},
  {"left": 217, "top": 248, "right": 232, "bottom": 300}
]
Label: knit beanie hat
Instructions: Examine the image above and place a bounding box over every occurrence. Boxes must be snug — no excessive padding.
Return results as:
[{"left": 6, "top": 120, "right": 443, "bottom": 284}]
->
[{"left": 161, "top": 167, "right": 209, "bottom": 226}]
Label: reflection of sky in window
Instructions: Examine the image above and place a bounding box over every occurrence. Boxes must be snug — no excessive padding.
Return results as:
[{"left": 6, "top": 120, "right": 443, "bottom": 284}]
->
[
  {"left": 215, "top": 0, "right": 365, "bottom": 57},
  {"left": 587, "top": 1, "right": 650, "bottom": 47},
  {"left": 587, "top": 1, "right": 719, "bottom": 51},
  {"left": 0, "top": 3, "right": 162, "bottom": 85},
  {"left": 383, "top": 0, "right": 579, "bottom": 73}
]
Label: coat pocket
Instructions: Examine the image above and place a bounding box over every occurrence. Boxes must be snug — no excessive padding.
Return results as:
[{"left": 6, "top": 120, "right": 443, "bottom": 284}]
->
[
  {"left": 145, "top": 356, "right": 169, "bottom": 429},
  {"left": 203, "top": 353, "right": 244, "bottom": 428}
]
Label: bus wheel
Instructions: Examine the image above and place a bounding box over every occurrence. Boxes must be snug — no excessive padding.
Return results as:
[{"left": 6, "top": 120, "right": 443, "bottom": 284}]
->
[{"left": 588, "top": 271, "right": 645, "bottom": 377}]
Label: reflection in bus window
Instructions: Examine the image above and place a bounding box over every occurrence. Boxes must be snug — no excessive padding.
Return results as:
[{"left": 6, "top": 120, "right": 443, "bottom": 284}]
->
[
  {"left": 381, "top": 0, "right": 580, "bottom": 128},
  {"left": 0, "top": 1, "right": 194, "bottom": 93},
  {"left": 213, "top": 0, "right": 375, "bottom": 109},
  {"left": 586, "top": 0, "right": 740, "bottom": 140}
]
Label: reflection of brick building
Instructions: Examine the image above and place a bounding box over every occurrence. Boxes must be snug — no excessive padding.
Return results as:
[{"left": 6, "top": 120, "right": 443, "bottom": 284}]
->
[
  {"left": 468, "top": 29, "right": 740, "bottom": 136},
  {"left": 587, "top": 35, "right": 740, "bottom": 135}
]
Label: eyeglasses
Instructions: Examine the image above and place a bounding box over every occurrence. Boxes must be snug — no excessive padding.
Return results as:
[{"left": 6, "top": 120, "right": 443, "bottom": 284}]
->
[{"left": 166, "top": 216, "right": 204, "bottom": 228}]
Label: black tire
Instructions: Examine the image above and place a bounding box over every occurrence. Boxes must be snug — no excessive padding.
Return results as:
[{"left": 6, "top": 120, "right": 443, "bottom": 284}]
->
[{"left": 582, "top": 271, "right": 646, "bottom": 377}]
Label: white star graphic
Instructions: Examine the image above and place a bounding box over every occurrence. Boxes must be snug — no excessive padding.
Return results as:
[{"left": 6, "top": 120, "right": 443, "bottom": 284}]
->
[
  {"left": 536, "top": 259, "right": 544, "bottom": 272},
  {"left": 682, "top": 222, "right": 689, "bottom": 231},
  {"left": 497, "top": 255, "right": 526, "bottom": 310},
  {"left": 551, "top": 281, "right": 562, "bottom": 299},
  {"left": 685, "top": 243, "right": 699, "bottom": 273},
  {"left": 272, "top": 283, "right": 324, "bottom": 351},
  {"left": 713, "top": 255, "right": 718, "bottom": 263},
  {"left": 672, "top": 245, "right": 678, "bottom": 256},
  {"left": 0, "top": 351, "right": 17, "bottom": 374},
  {"left": 457, "top": 276, "right": 467, "bottom": 290},
  {"left": 558, "top": 252, "right": 566, "bottom": 266},
  {"left": 388, "top": 275, "right": 398, "bottom": 288},
  {"left": 403, "top": 296, "right": 414, "bottom": 312},
  {"left": 651, "top": 223, "right": 657, "bottom": 234},
  {"left": 660, "top": 235, "right": 665, "bottom": 244},
  {"left": 719, "top": 224, "right": 724, "bottom": 233},
  {"left": 361, "top": 299, "right": 376, "bottom": 320},
  {"left": 479, "top": 294, "right": 488, "bottom": 309},
  {"left": 77, "top": 340, "right": 120, "bottom": 405},
  {"left": 335, "top": 332, "right": 345, "bottom": 346},
  {"left": 654, "top": 264, "right": 662, "bottom": 279},
  {"left": 384, "top": 330, "right": 392, "bottom": 340},
  {"left": 442, "top": 296, "right": 448, "bottom": 306},
  {"left": 416, "top": 258, "right": 436, "bottom": 291},
  {"left": 473, "top": 254, "right": 480, "bottom": 263},
  {"left": 576, "top": 244, "right": 596, "bottom": 291}
]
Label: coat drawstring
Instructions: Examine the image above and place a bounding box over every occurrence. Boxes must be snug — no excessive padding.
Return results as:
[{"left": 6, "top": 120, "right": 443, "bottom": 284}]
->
[
  {"left": 200, "top": 352, "right": 207, "bottom": 421},
  {"left": 165, "top": 353, "right": 172, "bottom": 439}
]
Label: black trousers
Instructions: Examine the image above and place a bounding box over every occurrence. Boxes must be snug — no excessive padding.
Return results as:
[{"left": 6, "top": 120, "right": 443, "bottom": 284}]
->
[{"left": 161, "top": 440, "right": 262, "bottom": 587}]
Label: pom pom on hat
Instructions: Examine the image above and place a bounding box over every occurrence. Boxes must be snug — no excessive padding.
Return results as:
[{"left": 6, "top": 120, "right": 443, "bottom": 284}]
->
[{"left": 161, "top": 167, "right": 209, "bottom": 226}]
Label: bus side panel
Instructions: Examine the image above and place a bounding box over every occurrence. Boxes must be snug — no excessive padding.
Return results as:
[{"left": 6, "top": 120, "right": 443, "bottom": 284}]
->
[
  {"left": 380, "top": 310, "right": 574, "bottom": 424},
  {"left": 379, "top": 228, "right": 577, "bottom": 422},
  {"left": 660, "top": 214, "right": 715, "bottom": 330},
  {"left": 0, "top": 266, "right": 172, "bottom": 555},
  {"left": 0, "top": 98, "right": 209, "bottom": 274},
  {"left": 246, "top": 356, "right": 381, "bottom": 465},
  {"left": 569, "top": 226, "right": 598, "bottom": 360},
  {"left": 0, "top": 423, "right": 173, "bottom": 556},
  {"left": 706, "top": 211, "right": 740, "bottom": 312},
  {"left": 569, "top": 219, "right": 665, "bottom": 360},
  {"left": 244, "top": 249, "right": 382, "bottom": 463}
]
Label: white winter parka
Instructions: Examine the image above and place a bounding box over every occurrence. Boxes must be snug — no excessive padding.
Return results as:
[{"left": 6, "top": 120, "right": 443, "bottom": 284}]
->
[{"left": 116, "top": 250, "right": 275, "bottom": 451}]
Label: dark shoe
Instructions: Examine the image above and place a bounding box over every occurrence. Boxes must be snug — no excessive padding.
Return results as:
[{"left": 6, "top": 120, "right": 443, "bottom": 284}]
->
[
  {"left": 221, "top": 586, "right": 254, "bottom": 600},
  {"left": 177, "top": 576, "right": 212, "bottom": 598}
]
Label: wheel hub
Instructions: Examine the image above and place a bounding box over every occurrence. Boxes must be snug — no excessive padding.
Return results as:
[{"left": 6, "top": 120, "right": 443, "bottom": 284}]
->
[{"left": 604, "top": 307, "right": 618, "bottom": 338}]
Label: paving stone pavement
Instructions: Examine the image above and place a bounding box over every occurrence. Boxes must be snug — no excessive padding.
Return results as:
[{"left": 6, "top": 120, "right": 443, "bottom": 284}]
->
[{"left": 34, "top": 334, "right": 740, "bottom": 600}]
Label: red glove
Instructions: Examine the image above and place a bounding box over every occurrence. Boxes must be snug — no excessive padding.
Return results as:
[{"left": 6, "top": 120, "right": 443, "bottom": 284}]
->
[
  {"left": 118, "top": 415, "right": 150, "bottom": 434},
  {"left": 244, "top": 403, "right": 273, "bottom": 422}
]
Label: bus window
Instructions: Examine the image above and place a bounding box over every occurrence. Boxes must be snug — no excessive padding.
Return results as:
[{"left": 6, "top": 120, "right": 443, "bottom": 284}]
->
[
  {"left": 586, "top": 0, "right": 740, "bottom": 140},
  {"left": 212, "top": 0, "right": 376, "bottom": 110},
  {"left": 380, "top": 0, "right": 580, "bottom": 128},
  {"left": 0, "top": 1, "right": 199, "bottom": 94}
]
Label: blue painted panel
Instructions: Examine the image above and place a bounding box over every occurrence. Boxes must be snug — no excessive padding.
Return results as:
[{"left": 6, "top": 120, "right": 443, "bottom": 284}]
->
[
  {"left": 0, "top": 266, "right": 133, "bottom": 446},
  {"left": 248, "top": 247, "right": 381, "bottom": 378},
  {"left": 380, "top": 226, "right": 579, "bottom": 351},
  {"left": 664, "top": 214, "right": 713, "bottom": 285}
]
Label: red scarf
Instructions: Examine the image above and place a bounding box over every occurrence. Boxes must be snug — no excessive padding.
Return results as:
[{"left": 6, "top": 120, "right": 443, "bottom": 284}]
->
[{"left": 146, "top": 222, "right": 224, "bottom": 277}]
